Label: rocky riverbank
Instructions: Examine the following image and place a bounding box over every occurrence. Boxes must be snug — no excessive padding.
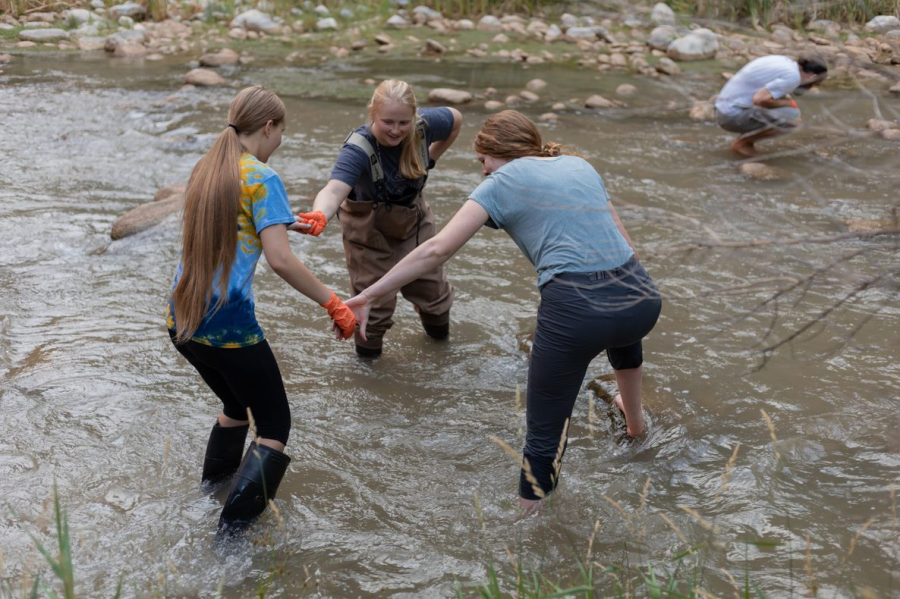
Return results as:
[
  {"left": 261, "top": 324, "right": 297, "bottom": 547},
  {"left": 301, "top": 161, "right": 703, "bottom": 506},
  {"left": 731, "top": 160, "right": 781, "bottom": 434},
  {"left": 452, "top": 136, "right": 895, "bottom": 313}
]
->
[{"left": 2, "top": 1, "right": 899, "bottom": 109}]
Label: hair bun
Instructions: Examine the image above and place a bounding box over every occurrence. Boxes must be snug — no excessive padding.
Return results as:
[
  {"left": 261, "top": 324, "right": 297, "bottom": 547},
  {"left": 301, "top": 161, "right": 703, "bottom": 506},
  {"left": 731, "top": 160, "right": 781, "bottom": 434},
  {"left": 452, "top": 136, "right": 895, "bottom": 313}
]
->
[{"left": 542, "top": 142, "right": 562, "bottom": 157}]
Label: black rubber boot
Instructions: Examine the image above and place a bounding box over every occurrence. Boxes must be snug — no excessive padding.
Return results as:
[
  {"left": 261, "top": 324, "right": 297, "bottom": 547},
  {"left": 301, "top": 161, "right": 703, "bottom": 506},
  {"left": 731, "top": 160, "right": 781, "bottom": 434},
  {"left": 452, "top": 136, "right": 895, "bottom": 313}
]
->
[
  {"left": 420, "top": 310, "right": 450, "bottom": 340},
  {"left": 201, "top": 422, "right": 250, "bottom": 485},
  {"left": 217, "top": 442, "right": 291, "bottom": 534},
  {"left": 355, "top": 344, "right": 383, "bottom": 358}
]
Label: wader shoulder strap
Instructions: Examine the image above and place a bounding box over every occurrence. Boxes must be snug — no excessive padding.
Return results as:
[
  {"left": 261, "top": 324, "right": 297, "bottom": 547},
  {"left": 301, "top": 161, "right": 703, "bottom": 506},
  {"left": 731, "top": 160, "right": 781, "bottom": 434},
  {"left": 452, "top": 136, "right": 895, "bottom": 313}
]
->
[{"left": 344, "top": 116, "right": 430, "bottom": 188}]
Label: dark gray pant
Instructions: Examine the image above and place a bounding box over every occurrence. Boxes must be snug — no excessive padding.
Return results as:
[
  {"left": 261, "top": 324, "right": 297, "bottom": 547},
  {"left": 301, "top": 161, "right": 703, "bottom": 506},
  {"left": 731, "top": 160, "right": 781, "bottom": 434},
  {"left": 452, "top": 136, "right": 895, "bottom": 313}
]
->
[{"left": 520, "top": 256, "right": 661, "bottom": 500}]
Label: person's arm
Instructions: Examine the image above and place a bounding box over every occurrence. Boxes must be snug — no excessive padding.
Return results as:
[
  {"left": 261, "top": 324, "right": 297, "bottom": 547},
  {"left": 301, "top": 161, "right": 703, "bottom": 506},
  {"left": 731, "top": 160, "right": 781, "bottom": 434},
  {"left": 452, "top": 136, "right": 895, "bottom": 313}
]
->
[
  {"left": 427, "top": 107, "right": 462, "bottom": 164},
  {"left": 345, "top": 199, "right": 488, "bottom": 339},
  {"left": 261, "top": 224, "right": 333, "bottom": 302},
  {"left": 752, "top": 86, "right": 796, "bottom": 109},
  {"left": 288, "top": 178, "right": 352, "bottom": 235},
  {"left": 260, "top": 224, "right": 356, "bottom": 338},
  {"left": 609, "top": 200, "right": 639, "bottom": 260}
]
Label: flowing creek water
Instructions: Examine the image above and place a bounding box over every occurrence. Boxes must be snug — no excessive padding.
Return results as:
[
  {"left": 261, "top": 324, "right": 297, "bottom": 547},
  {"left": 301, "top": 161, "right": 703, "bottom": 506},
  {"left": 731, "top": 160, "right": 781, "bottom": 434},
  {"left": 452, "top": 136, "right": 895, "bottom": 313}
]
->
[{"left": 1, "top": 51, "right": 899, "bottom": 596}]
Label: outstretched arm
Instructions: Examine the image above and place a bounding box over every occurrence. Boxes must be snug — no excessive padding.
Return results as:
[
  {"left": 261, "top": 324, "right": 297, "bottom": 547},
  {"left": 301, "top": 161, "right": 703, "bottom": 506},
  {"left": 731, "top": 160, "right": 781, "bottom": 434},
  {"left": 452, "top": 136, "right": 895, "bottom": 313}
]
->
[
  {"left": 346, "top": 199, "right": 488, "bottom": 339},
  {"left": 289, "top": 178, "right": 352, "bottom": 235},
  {"left": 428, "top": 107, "right": 462, "bottom": 164},
  {"left": 752, "top": 87, "right": 796, "bottom": 109},
  {"left": 261, "top": 224, "right": 355, "bottom": 338}
]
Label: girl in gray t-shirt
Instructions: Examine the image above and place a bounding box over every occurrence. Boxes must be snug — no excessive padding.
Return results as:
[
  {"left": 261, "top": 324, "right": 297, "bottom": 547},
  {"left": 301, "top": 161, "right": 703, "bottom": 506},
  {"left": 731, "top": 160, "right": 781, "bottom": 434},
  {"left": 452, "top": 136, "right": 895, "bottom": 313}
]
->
[{"left": 345, "top": 110, "right": 662, "bottom": 514}]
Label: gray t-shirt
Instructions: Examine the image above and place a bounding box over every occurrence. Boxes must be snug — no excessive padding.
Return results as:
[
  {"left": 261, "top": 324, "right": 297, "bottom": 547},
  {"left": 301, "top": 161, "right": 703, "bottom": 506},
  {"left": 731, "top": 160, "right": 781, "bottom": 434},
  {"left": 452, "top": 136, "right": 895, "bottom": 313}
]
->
[
  {"left": 329, "top": 107, "right": 454, "bottom": 205},
  {"left": 469, "top": 155, "right": 634, "bottom": 288},
  {"left": 715, "top": 55, "right": 801, "bottom": 117}
]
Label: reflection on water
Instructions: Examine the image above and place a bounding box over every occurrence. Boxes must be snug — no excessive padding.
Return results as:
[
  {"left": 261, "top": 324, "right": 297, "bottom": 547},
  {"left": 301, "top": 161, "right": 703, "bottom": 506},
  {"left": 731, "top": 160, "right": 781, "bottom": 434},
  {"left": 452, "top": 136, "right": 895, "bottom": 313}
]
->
[{"left": 1, "top": 52, "right": 899, "bottom": 596}]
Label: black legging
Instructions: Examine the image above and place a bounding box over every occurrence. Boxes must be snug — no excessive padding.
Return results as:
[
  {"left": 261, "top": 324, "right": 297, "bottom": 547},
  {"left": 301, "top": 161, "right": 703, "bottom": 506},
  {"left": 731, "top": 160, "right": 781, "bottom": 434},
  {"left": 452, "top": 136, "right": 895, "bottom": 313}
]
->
[
  {"left": 169, "top": 331, "right": 291, "bottom": 445},
  {"left": 520, "top": 257, "right": 661, "bottom": 500}
]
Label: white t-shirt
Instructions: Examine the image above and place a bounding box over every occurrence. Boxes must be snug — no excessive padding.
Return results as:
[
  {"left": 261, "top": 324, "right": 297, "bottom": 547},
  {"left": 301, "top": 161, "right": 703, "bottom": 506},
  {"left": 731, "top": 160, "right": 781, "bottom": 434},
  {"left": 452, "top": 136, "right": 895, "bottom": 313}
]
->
[{"left": 715, "top": 55, "right": 800, "bottom": 117}]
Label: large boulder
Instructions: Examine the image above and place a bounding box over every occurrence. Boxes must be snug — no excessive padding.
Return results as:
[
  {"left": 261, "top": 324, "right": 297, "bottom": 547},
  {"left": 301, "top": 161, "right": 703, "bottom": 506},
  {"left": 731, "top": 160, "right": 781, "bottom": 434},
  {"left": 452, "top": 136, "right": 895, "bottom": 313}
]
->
[
  {"left": 114, "top": 41, "right": 147, "bottom": 57},
  {"left": 231, "top": 9, "right": 281, "bottom": 34},
  {"left": 316, "top": 17, "right": 338, "bottom": 30},
  {"left": 184, "top": 68, "right": 227, "bottom": 86},
  {"left": 565, "top": 26, "right": 598, "bottom": 41},
  {"left": 647, "top": 25, "right": 677, "bottom": 50},
  {"left": 77, "top": 36, "right": 107, "bottom": 50},
  {"left": 111, "top": 190, "right": 185, "bottom": 240},
  {"left": 104, "top": 30, "right": 146, "bottom": 51},
  {"left": 865, "top": 15, "right": 900, "bottom": 33},
  {"left": 428, "top": 88, "right": 472, "bottom": 104},
  {"left": 19, "top": 28, "right": 69, "bottom": 42},
  {"left": 651, "top": 2, "right": 676, "bottom": 26},
  {"left": 667, "top": 28, "right": 718, "bottom": 61}
]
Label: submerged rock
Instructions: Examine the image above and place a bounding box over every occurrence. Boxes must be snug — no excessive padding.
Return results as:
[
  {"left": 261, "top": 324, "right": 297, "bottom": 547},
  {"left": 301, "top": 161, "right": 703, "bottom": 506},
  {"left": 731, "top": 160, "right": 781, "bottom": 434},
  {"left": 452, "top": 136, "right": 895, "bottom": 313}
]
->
[
  {"left": 199, "top": 47, "right": 239, "bottom": 67},
  {"left": 111, "top": 187, "right": 185, "bottom": 240},
  {"left": 740, "top": 162, "right": 783, "bottom": 180},
  {"left": 585, "top": 94, "right": 615, "bottom": 108}
]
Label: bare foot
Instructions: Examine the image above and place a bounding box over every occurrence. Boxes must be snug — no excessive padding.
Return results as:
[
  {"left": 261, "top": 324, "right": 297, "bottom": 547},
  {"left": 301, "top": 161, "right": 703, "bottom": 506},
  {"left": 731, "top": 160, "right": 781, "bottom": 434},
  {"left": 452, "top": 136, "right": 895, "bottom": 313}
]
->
[
  {"left": 615, "top": 394, "right": 645, "bottom": 438},
  {"left": 731, "top": 139, "right": 757, "bottom": 157},
  {"left": 515, "top": 497, "right": 545, "bottom": 520}
]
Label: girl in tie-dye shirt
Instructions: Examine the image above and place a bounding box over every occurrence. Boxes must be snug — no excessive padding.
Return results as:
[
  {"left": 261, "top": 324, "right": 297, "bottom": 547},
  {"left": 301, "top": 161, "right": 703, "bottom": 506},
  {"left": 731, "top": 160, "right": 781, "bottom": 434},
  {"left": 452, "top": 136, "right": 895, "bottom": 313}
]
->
[{"left": 166, "top": 86, "right": 356, "bottom": 534}]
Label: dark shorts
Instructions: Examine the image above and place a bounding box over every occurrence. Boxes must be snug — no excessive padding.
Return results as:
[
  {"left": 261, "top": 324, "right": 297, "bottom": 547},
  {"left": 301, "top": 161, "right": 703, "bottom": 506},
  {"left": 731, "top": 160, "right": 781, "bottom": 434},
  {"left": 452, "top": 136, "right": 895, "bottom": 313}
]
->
[
  {"left": 169, "top": 331, "right": 291, "bottom": 445},
  {"left": 519, "top": 256, "right": 662, "bottom": 500},
  {"left": 716, "top": 106, "right": 800, "bottom": 135}
]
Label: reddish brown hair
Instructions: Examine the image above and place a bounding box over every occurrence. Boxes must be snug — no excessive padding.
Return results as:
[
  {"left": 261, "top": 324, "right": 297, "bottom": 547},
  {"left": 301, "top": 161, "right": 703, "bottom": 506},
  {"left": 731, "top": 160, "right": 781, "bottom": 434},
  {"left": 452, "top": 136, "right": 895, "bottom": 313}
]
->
[{"left": 473, "top": 110, "right": 579, "bottom": 160}]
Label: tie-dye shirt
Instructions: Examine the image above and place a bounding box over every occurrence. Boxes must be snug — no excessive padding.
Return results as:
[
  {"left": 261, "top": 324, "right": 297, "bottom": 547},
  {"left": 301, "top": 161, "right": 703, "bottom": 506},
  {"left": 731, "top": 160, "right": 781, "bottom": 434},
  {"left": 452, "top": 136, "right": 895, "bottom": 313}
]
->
[{"left": 166, "top": 154, "right": 296, "bottom": 348}]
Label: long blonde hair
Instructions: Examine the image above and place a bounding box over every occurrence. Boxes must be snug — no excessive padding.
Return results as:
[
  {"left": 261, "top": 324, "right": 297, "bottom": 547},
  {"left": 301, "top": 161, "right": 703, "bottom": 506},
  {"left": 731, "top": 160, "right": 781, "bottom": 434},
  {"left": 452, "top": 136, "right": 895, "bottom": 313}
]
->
[
  {"left": 172, "top": 86, "right": 285, "bottom": 344},
  {"left": 368, "top": 79, "right": 427, "bottom": 180},
  {"left": 474, "top": 110, "right": 580, "bottom": 160}
]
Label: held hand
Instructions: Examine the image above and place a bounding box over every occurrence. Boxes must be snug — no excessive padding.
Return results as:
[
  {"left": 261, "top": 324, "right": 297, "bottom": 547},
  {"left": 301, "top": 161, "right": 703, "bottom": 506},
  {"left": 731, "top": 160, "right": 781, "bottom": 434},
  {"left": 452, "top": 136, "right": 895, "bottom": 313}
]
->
[
  {"left": 294, "top": 211, "right": 327, "bottom": 236},
  {"left": 320, "top": 292, "right": 356, "bottom": 340},
  {"left": 344, "top": 293, "right": 372, "bottom": 342}
]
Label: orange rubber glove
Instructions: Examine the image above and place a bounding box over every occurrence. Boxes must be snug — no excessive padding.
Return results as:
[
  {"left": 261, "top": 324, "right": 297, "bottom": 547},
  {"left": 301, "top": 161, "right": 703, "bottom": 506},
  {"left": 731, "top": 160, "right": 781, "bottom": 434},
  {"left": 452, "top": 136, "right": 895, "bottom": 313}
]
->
[
  {"left": 296, "top": 211, "right": 327, "bottom": 236},
  {"left": 789, "top": 98, "right": 799, "bottom": 109},
  {"left": 320, "top": 291, "right": 356, "bottom": 339}
]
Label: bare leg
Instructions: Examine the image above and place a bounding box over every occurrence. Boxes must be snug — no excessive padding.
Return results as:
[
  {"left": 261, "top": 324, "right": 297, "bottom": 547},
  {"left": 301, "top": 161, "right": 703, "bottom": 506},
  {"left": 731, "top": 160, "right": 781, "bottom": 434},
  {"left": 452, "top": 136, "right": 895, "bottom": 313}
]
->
[
  {"left": 613, "top": 365, "right": 645, "bottom": 437},
  {"left": 517, "top": 497, "right": 545, "bottom": 517},
  {"left": 217, "top": 413, "right": 284, "bottom": 453},
  {"left": 732, "top": 125, "right": 796, "bottom": 157}
]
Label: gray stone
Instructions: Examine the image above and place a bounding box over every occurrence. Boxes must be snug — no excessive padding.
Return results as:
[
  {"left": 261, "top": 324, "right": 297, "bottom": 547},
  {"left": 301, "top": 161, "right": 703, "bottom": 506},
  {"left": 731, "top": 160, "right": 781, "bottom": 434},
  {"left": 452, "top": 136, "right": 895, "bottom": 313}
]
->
[
  {"left": 199, "top": 47, "right": 239, "bottom": 66},
  {"left": 23, "top": 22, "right": 51, "bottom": 29},
  {"left": 539, "top": 112, "right": 558, "bottom": 122},
  {"left": 385, "top": 15, "right": 408, "bottom": 29},
  {"left": 425, "top": 38, "right": 446, "bottom": 54},
  {"left": 806, "top": 19, "right": 836, "bottom": 31},
  {"left": 616, "top": 83, "right": 637, "bottom": 96},
  {"left": 65, "top": 8, "right": 95, "bottom": 26},
  {"left": 519, "top": 90, "right": 539, "bottom": 102},
  {"left": 231, "top": 9, "right": 281, "bottom": 33},
  {"left": 340, "top": 8, "right": 353, "bottom": 18},
  {"left": 184, "top": 68, "right": 227, "bottom": 86},
  {"left": 109, "top": 2, "right": 146, "bottom": 19},
  {"left": 114, "top": 41, "right": 147, "bottom": 57},
  {"left": 882, "top": 129, "right": 900, "bottom": 141},
  {"left": 413, "top": 5, "right": 442, "bottom": 21},
  {"left": 544, "top": 23, "right": 562, "bottom": 42},
  {"left": 428, "top": 87, "right": 472, "bottom": 104},
  {"left": 585, "top": 94, "right": 615, "bottom": 108},
  {"left": 656, "top": 56, "right": 681, "bottom": 75},
  {"left": 76, "top": 35, "right": 107, "bottom": 50},
  {"left": 865, "top": 15, "right": 900, "bottom": 33},
  {"left": 105, "top": 30, "right": 146, "bottom": 51},
  {"left": 456, "top": 19, "right": 474, "bottom": 30},
  {"left": 313, "top": 4, "right": 329, "bottom": 15},
  {"left": 867, "top": 118, "right": 899, "bottom": 132},
  {"left": 689, "top": 100, "right": 715, "bottom": 121},
  {"left": 740, "top": 162, "right": 782, "bottom": 180},
  {"left": 565, "top": 26, "right": 597, "bottom": 41},
  {"left": 484, "top": 100, "right": 504, "bottom": 111},
  {"left": 651, "top": 2, "right": 676, "bottom": 26},
  {"left": 118, "top": 16, "right": 134, "bottom": 27},
  {"left": 0, "top": 53, "right": 12, "bottom": 63},
  {"left": 477, "top": 15, "right": 502, "bottom": 33},
  {"left": 526, "top": 78, "right": 547, "bottom": 91},
  {"left": 667, "top": 29, "right": 718, "bottom": 61},
  {"left": 316, "top": 17, "right": 337, "bottom": 30},
  {"left": 647, "top": 25, "right": 677, "bottom": 50},
  {"left": 885, "top": 29, "right": 900, "bottom": 39},
  {"left": 19, "top": 28, "right": 69, "bottom": 42},
  {"left": 890, "top": 82, "right": 900, "bottom": 95},
  {"left": 374, "top": 33, "right": 392, "bottom": 45},
  {"left": 560, "top": 12, "right": 577, "bottom": 29}
]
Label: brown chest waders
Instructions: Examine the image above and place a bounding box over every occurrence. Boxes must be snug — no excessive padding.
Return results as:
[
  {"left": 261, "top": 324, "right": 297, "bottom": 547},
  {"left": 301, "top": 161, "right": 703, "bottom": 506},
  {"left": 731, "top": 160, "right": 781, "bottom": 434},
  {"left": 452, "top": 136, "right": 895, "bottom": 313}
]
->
[{"left": 339, "top": 193, "right": 454, "bottom": 354}]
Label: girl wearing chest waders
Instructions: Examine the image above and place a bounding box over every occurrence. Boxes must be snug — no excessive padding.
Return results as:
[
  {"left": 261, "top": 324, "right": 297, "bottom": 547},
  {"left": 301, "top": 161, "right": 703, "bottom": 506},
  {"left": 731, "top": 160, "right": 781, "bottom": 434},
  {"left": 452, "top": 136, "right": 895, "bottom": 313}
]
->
[
  {"left": 291, "top": 79, "right": 462, "bottom": 358},
  {"left": 166, "top": 86, "right": 356, "bottom": 534},
  {"left": 345, "top": 110, "right": 662, "bottom": 513}
]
